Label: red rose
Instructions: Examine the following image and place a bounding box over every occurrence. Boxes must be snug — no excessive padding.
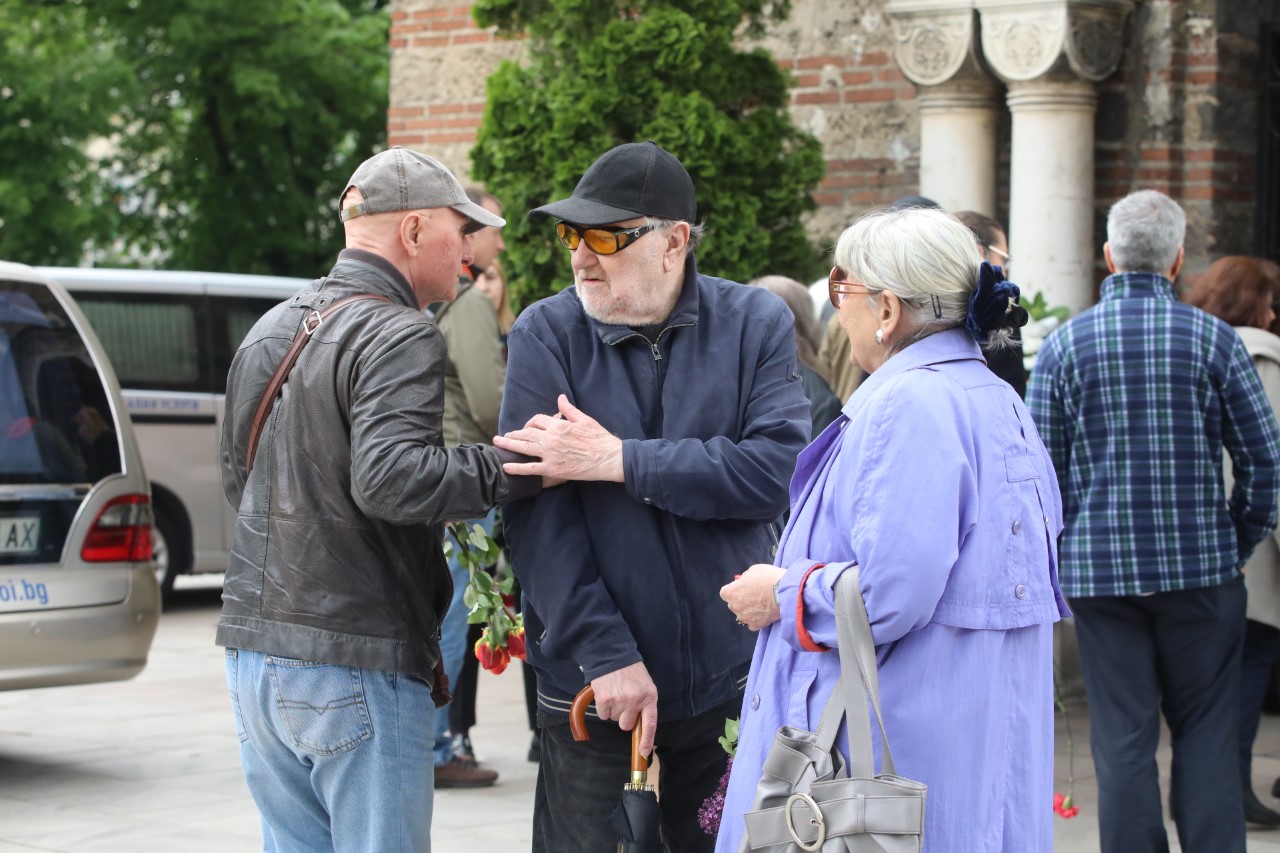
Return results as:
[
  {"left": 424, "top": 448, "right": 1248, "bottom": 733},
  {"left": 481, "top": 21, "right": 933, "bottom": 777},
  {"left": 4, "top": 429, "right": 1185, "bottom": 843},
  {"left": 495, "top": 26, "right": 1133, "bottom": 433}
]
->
[
  {"left": 507, "top": 627, "right": 526, "bottom": 661},
  {"left": 474, "top": 633, "right": 511, "bottom": 675},
  {"left": 1053, "top": 792, "right": 1079, "bottom": 819}
]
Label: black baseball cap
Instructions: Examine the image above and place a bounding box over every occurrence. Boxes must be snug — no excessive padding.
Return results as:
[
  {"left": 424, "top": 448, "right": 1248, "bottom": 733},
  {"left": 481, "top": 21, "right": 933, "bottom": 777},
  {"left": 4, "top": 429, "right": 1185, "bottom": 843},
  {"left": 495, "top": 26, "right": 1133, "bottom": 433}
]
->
[{"left": 528, "top": 141, "right": 696, "bottom": 226}]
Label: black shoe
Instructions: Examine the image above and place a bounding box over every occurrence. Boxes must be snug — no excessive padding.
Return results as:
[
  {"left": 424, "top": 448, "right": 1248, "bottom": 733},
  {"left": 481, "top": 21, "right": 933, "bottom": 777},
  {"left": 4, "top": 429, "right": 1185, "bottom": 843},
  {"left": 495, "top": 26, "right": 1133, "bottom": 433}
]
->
[
  {"left": 1245, "top": 787, "right": 1280, "bottom": 827},
  {"left": 527, "top": 733, "right": 541, "bottom": 763},
  {"left": 1272, "top": 777, "right": 1280, "bottom": 800}
]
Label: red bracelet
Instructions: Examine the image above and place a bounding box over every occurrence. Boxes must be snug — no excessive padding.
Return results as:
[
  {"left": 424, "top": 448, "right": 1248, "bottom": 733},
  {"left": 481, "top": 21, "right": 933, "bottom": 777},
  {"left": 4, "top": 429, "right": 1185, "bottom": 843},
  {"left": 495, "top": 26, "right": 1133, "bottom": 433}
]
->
[{"left": 796, "top": 563, "right": 830, "bottom": 653}]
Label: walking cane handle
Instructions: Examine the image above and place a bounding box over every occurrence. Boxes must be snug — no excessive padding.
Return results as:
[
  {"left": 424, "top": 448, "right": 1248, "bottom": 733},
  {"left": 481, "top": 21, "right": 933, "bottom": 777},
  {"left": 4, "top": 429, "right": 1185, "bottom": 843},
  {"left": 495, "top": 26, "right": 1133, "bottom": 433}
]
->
[
  {"left": 568, "top": 685, "right": 651, "bottom": 777},
  {"left": 569, "top": 686, "right": 594, "bottom": 741}
]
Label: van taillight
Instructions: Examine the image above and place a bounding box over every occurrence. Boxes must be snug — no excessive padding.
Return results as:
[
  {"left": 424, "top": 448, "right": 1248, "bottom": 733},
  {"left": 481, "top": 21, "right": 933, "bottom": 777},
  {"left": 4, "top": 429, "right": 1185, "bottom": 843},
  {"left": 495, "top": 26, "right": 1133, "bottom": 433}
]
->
[{"left": 81, "top": 494, "right": 154, "bottom": 563}]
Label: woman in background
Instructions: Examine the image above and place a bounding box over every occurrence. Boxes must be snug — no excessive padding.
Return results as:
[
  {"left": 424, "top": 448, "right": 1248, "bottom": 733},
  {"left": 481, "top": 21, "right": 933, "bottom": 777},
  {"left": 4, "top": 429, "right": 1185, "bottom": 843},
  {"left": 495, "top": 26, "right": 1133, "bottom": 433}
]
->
[
  {"left": 749, "top": 275, "right": 842, "bottom": 437},
  {"left": 1186, "top": 255, "right": 1280, "bottom": 826}
]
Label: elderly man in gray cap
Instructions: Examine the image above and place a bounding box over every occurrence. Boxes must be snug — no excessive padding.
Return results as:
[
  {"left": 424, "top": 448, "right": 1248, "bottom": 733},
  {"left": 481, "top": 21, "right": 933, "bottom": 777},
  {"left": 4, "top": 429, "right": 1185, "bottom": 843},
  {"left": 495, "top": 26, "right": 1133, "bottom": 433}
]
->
[{"left": 218, "top": 147, "right": 540, "bottom": 851}]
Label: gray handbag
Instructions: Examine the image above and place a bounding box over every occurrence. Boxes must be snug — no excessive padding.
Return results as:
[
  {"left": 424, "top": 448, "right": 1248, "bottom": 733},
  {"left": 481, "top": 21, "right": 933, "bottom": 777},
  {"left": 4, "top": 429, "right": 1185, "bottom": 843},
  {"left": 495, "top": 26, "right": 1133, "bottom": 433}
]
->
[{"left": 741, "top": 568, "right": 926, "bottom": 852}]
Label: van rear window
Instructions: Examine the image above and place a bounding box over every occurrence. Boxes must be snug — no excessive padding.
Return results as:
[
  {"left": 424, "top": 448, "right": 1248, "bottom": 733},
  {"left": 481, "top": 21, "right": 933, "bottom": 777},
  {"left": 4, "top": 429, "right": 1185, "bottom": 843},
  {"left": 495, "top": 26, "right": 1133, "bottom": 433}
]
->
[{"left": 0, "top": 281, "right": 122, "bottom": 485}]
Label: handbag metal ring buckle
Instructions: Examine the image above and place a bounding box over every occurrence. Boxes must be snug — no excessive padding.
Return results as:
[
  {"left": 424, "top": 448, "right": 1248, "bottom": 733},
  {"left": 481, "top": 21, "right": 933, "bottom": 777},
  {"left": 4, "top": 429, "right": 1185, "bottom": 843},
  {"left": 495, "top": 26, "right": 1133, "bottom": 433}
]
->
[{"left": 784, "top": 792, "right": 826, "bottom": 851}]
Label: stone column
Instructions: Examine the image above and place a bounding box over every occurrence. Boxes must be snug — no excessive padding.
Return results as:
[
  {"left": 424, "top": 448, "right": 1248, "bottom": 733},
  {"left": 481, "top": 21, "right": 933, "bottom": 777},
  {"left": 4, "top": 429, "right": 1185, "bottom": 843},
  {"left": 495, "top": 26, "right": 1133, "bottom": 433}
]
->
[
  {"left": 977, "top": 0, "right": 1132, "bottom": 313},
  {"left": 887, "top": 2, "right": 1002, "bottom": 214},
  {"left": 1005, "top": 78, "right": 1098, "bottom": 314},
  {"left": 917, "top": 81, "right": 1002, "bottom": 214}
]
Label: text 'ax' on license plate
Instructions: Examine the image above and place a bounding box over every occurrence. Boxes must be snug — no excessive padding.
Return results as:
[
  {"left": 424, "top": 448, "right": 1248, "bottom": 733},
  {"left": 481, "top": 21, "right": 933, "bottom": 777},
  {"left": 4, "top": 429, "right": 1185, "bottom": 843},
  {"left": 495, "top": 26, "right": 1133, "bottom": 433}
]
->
[{"left": 0, "top": 516, "right": 40, "bottom": 555}]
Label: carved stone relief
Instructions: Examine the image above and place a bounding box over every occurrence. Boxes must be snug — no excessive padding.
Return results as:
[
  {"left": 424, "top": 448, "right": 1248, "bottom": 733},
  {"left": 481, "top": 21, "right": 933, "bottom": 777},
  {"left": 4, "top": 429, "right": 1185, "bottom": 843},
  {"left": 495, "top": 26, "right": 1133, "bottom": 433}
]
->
[
  {"left": 887, "top": 5, "right": 981, "bottom": 88},
  {"left": 977, "top": 0, "right": 1132, "bottom": 85}
]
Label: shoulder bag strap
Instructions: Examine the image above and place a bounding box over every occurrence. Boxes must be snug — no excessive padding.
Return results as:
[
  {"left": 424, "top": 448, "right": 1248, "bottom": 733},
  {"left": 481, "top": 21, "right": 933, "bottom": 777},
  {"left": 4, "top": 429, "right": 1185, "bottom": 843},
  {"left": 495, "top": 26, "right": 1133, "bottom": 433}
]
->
[
  {"left": 812, "top": 567, "right": 898, "bottom": 777},
  {"left": 245, "top": 293, "right": 392, "bottom": 475}
]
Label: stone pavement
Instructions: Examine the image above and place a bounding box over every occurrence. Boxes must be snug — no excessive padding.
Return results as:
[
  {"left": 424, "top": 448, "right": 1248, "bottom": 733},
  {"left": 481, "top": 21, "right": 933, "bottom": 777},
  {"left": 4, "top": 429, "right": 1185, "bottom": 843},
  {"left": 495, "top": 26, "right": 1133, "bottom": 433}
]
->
[{"left": 2, "top": 576, "right": 1280, "bottom": 851}]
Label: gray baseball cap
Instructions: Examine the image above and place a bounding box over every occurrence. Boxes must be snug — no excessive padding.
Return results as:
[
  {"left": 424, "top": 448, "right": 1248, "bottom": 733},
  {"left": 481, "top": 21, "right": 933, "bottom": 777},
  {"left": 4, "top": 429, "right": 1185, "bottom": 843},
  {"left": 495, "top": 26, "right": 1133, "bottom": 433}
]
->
[{"left": 339, "top": 147, "right": 505, "bottom": 234}]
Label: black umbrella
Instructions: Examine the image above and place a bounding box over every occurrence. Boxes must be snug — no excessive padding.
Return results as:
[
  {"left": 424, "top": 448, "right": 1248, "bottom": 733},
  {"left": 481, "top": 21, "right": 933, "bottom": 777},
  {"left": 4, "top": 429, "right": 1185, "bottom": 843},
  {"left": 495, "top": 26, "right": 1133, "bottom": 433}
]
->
[{"left": 570, "top": 686, "right": 662, "bottom": 852}]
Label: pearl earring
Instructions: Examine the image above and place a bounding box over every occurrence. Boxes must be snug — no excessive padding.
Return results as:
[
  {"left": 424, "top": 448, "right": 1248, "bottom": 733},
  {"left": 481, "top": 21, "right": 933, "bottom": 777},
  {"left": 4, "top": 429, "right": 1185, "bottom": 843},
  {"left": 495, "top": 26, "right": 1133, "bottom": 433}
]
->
[{"left": 874, "top": 329, "right": 884, "bottom": 345}]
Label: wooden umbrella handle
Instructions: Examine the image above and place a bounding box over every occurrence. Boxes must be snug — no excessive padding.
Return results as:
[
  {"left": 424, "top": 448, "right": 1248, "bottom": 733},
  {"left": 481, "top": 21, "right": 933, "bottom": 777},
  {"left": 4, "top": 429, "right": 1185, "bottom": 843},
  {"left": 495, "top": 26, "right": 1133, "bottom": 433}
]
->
[
  {"left": 569, "top": 685, "right": 594, "bottom": 741},
  {"left": 568, "top": 685, "right": 650, "bottom": 774}
]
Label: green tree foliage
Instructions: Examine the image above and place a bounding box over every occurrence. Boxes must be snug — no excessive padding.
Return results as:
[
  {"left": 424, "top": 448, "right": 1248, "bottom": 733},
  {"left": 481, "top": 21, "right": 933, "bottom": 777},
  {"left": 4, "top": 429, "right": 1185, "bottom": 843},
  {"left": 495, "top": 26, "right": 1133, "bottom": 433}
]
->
[
  {"left": 470, "top": 0, "right": 826, "bottom": 309},
  {"left": 101, "top": 0, "right": 391, "bottom": 275},
  {"left": 0, "top": 3, "right": 132, "bottom": 265},
  {"left": 2, "top": 0, "right": 390, "bottom": 276}
]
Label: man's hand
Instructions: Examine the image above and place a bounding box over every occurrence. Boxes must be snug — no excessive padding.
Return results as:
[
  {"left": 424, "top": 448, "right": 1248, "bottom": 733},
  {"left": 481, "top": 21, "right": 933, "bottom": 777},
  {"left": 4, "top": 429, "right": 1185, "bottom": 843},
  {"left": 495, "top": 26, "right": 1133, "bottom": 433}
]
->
[
  {"left": 591, "top": 661, "right": 659, "bottom": 757},
  {"left": 495, "top": 394, "right": 625, "bottom": 483},
  {"left": 720, "top": 563, "right": 786, "bottom": 631}
]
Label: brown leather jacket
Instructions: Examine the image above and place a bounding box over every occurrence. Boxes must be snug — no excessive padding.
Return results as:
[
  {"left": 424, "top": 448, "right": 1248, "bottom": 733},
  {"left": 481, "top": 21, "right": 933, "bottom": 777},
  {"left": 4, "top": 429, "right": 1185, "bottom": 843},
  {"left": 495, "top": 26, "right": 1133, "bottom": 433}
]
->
[{"left": 217, "top": 249, "right": 534, "bottom": 679}]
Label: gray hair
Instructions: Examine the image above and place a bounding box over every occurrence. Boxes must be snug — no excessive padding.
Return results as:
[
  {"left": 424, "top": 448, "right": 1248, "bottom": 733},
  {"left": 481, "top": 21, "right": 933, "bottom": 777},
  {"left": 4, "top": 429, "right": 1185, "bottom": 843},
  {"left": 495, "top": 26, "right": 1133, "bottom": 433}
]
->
[
  {"left": 648, "top": 217, "right": 707, "bottom": 253},
  {"left": 834, "top": 208, "right": 1016, "bottom": 352},
  {"left": 1106, "top": 190, "right": 1185, "bottom": 274}
]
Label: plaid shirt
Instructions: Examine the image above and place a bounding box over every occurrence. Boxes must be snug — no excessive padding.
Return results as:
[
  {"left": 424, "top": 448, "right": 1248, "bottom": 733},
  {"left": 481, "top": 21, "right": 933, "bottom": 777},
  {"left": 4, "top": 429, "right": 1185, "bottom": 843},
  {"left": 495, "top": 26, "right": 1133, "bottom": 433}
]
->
[{"left": 1027, "top": 271, "right": 1280, "bottom": 597}]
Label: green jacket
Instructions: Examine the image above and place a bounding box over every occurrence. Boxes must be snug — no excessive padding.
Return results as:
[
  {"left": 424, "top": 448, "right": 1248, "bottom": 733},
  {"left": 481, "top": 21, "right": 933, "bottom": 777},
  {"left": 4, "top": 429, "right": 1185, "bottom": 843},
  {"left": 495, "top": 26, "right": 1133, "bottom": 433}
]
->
[{"left": 435, "top": 279, "right": 506, "bottom": 448}]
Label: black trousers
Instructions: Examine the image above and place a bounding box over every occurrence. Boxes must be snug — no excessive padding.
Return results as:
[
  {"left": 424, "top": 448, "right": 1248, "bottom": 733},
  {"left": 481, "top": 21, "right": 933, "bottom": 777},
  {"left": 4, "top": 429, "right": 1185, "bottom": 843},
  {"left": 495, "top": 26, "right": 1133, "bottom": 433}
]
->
[
  {"left": 1071, "top": 577, "right": 1246, "bottom": 853},
  {"left": 1239, "top": 618, "right": 1280, "bottom": 782},
  {"left": 533, "top": 698, "right": 737, "bottom": 853}
]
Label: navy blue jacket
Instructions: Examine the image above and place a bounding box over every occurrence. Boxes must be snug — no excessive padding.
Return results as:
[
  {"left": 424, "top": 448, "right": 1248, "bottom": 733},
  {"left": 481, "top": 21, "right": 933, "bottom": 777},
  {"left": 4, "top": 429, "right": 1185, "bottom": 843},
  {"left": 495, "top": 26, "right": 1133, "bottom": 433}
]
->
[{"left": 500, "top": 255, "right": 811, "bottom": 722}]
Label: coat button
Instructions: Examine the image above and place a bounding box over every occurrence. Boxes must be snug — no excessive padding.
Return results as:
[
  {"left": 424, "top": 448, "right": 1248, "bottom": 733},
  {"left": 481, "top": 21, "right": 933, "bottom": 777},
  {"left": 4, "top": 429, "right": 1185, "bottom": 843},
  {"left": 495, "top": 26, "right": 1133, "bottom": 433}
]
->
[
  {"left": 643, "top": 497, "right": 652, "bottom": 505},
  {"left": 750, "top": 694, "right": 761, "bottom": 710},
  {"left": 1015, "top": 584, "right": 1028, "bottom": 600},
  {"left": 1012, "top": 519, "right": 1022, "bottom": 535}
]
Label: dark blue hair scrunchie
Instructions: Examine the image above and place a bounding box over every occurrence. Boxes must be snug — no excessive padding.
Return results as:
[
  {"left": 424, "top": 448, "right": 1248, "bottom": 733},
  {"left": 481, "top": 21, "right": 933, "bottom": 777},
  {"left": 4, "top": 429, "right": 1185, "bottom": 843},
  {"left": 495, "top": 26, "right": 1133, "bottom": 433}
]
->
[{"left": 965, "top": 262, "right": 1029, "bottom": 343}]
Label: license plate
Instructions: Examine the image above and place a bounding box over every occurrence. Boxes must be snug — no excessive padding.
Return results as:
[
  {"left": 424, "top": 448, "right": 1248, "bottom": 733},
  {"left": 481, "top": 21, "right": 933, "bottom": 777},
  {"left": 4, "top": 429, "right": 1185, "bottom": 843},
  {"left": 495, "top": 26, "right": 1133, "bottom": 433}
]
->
[{"left": 0, "top": 516, "right": 40, "bottom": 555}]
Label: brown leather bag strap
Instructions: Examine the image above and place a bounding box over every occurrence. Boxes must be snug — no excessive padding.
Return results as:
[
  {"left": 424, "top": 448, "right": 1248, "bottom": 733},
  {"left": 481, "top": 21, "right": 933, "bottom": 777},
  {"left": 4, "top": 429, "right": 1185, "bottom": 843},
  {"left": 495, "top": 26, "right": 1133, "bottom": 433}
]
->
[{"left": 245, "top": 293, "right": 393, "bottom": 474}]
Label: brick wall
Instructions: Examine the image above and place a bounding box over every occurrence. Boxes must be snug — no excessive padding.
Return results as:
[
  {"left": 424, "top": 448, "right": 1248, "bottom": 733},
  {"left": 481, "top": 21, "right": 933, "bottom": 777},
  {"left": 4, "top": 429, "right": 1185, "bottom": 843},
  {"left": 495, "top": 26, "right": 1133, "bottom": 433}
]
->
[
  {"left": 388, "top": 1, "right": 522, "bottom": 180},
  {"left": 1094, "top": 0, "right": 1262, "bottom": 281},
  {"left": 388, "top": 0, "right": 1266, "bottom": 277},
  {"left": 388, "top": 0, "right": 921, "bottom": 256}
]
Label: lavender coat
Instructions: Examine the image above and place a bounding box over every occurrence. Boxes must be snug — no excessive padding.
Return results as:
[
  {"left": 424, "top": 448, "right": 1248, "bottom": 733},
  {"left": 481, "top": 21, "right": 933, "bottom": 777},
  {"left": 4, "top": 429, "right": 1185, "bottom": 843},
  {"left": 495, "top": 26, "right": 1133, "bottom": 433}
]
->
[{"left": 716, "top": 329, "right": 1069, "bottom": 852}]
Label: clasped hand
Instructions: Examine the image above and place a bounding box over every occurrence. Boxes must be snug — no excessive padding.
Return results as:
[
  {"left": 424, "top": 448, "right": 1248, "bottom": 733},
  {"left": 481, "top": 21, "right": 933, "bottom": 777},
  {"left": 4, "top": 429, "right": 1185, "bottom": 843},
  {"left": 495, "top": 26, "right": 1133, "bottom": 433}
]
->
[
  {"left": 592, "top": 661, "right": 659, "bottom": 756},
  {"left": 494, "top": 394, "right": 624, "bottom": 484}
]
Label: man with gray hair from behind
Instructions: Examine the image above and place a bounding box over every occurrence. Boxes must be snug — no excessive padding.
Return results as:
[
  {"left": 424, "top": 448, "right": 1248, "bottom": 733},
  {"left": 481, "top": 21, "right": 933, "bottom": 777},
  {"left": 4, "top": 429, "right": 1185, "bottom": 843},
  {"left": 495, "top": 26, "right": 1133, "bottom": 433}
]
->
[{"left": 1028, "top": 189, "right": 1280, "bottom": 852}]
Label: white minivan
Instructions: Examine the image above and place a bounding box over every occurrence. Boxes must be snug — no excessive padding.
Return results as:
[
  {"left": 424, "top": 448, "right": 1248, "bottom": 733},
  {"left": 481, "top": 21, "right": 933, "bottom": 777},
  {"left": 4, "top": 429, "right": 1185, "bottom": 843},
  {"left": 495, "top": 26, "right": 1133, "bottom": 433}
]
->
[{"left": 39, "top": 268, "right": 309, "bottom": 595}]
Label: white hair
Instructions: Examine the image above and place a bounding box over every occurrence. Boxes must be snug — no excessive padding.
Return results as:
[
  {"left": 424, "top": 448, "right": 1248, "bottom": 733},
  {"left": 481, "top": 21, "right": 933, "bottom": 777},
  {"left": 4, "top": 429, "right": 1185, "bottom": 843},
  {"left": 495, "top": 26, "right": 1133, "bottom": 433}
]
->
[
  {"left": 1106, "top": 190, "right": 1185, "bottom": 274},
  {"left": 834, "top": 208, "right": 1016, "bottom": 352},
  {"left": 647, "top": 217, "right": 707, "bottom": 253}
]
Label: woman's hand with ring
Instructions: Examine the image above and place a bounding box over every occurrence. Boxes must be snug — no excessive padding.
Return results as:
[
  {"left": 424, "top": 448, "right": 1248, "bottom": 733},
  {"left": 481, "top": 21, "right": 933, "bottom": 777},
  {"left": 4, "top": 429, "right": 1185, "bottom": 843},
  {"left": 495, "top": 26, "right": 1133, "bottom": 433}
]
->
[{"left": 720, "top": 563, "right": 786, "bottom": 631}]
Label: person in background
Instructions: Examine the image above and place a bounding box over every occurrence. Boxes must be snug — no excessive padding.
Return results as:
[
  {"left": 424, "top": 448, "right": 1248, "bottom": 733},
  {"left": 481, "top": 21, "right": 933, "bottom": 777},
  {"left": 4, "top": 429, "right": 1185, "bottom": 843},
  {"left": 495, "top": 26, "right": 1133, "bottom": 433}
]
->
[
  {"left": 445, "top": 254, "right": 543, "bottom": 764},
  {"left": 493, "top": 141, "right": 810, "bottom": 852},
  {"left": 818, "top": 310, "right": 865, "bottom": 402},
  {"left": 1028, "top": 191, "right": 1280, "bottom": 852},
  {"left": 718, "top": 207, "right": 1061, "bottom": 851},
  {"left": 953, "top": 210, "right": 1026, "bottom": 397},
  {"left": 750, "top": 275, "right": 841, "bottom": 436},
  {"left": 1185, "top": 256, "right": 1280, "bottom": 826},
  {"left": 474, "top": 256, "right": 516, "bottom": 337},
  {"left": 431, "top": 187, "right": 507, "bottom": 788},
  {"left": 218, "top": 147, "right": 539, "bottom": 850}
]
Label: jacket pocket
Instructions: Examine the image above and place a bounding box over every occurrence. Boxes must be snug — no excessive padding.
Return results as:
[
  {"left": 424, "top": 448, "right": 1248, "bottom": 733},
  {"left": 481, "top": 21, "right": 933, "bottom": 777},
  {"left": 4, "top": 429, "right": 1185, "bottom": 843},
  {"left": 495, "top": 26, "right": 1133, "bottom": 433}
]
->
[
  {"left": 787, "top": 670, "right": 818, "bottom": 730},
  {"left": 266, "top": 656, "right": 374, "bottom": 756}
]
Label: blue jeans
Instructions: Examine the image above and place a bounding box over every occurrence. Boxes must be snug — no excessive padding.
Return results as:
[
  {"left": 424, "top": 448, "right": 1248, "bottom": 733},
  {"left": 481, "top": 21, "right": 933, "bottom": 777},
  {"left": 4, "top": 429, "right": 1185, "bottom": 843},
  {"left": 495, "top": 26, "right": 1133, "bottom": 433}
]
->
[
  {"left": 434, "top": 508, "right": 497, "bottom": 766},
  {"left": 225, "top": 648, "right": 435, "bottom": 852}
]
